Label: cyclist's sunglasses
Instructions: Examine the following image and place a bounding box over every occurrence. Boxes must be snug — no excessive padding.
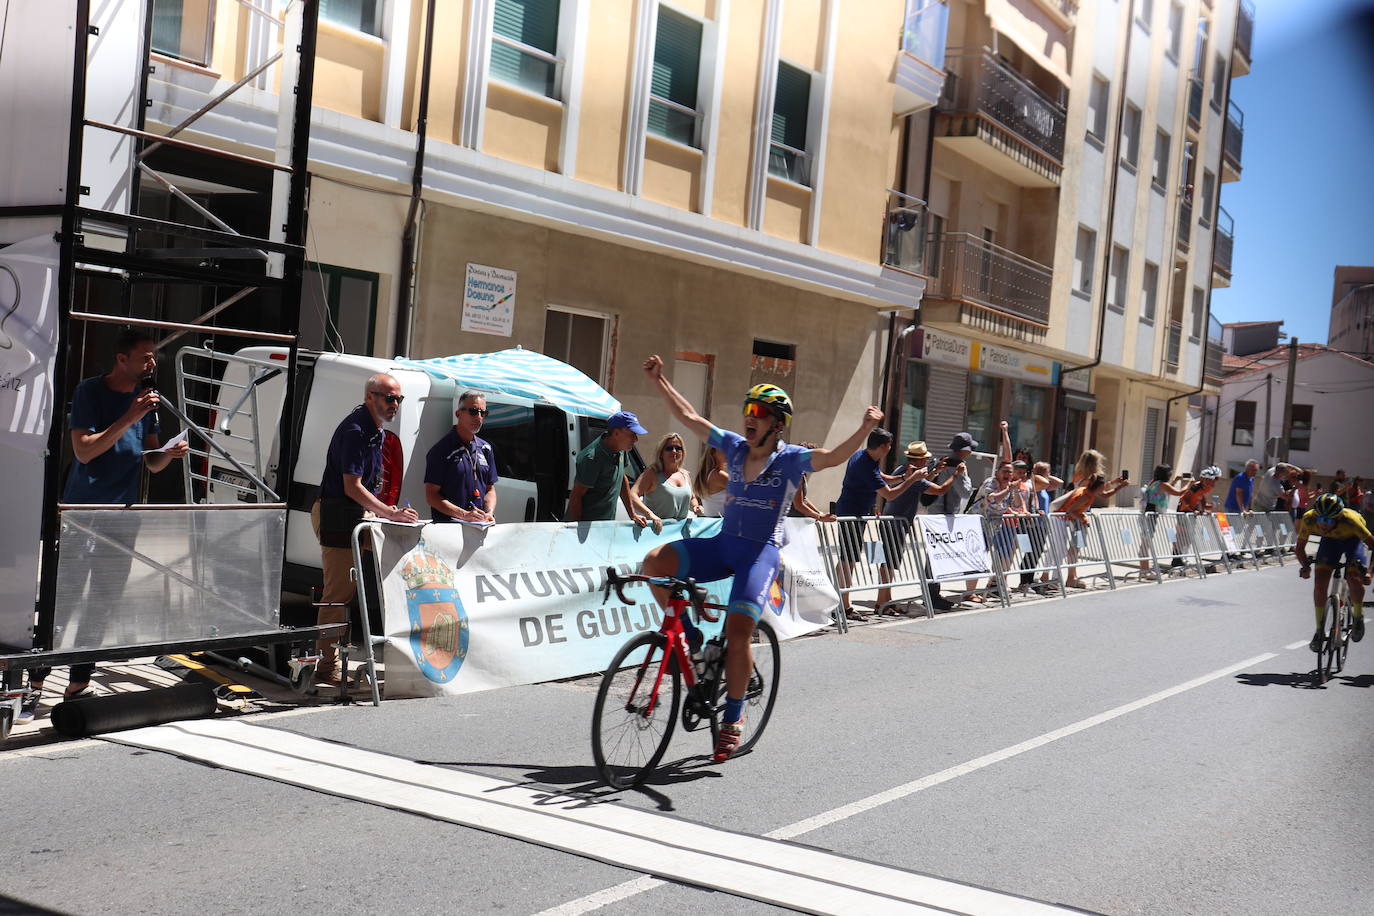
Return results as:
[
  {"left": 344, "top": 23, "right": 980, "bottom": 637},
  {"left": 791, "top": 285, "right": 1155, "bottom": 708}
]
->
[
  {"left": 371, "top": 392, "right": 404, "bottom": 405},
  {"left": 462, "top": 407, "right": 489, "bottom": 417},
  {"left": 743, "top": 403, "right": 776, "bottom": 420}
]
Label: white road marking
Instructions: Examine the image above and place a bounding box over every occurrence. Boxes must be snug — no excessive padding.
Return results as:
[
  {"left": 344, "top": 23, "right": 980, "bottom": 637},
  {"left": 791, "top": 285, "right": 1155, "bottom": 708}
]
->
[
  {"left": 1284, "top": 640, "right": 1311, "bottom": 650},
  {"left": 539, "top": 651, "right": 1277, "bottom": 915},
  {"left": 106, "top": 718, "right": 1077, "bottom": 916}
]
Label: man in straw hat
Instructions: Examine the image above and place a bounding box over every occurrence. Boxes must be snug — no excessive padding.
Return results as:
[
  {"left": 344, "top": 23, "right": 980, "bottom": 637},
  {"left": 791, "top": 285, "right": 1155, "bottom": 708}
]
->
[{"left": 875, "top": 441, "right": 958, "bottom": 614}]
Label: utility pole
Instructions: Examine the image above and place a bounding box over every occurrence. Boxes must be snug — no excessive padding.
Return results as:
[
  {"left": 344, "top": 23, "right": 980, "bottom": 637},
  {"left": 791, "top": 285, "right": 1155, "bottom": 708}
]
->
[
  {"left": 1279, "top": 336, "right": 1297, "bottom": 462},
  {"left": 1263, "top": 372, "right": 1272, "bottom": 463}
]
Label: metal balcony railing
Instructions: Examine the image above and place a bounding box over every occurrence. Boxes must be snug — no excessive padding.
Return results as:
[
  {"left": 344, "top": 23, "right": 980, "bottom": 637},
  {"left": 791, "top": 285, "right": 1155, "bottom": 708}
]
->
[
  {"left": 901, "top": 0, "right": 948, "bottom": 70},
  {"left": 1213, "top": 206, "right": 1234, "bottom": 279},
  {"left": 938, "top": 49, "right": 1067, "bottom": 164},
  {"left": 882, "top": 190, "right": 928, "bottom": 275},
  {"left": 925, "top": 232, "right": 1052, "bottom": 326},
  {"left": 1187, "top": 76, "right": 1203, "bottom": 127},
  {"left": 1166, "top": 322, "right": 1183, "bottom": 369},
  {"left": 1236, "top": 0, "right": 1255, "bottom": 64},
  {"left": 1178, "top": 198, "right": 1193, "bottom": 251},
  {"left": 1223, "top": 100, "right": 1244, "bottom": 172}
]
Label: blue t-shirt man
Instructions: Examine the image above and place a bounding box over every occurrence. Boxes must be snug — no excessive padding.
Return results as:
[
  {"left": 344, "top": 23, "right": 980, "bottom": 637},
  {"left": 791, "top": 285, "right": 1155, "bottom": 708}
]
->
[
  {"left": 424, "top": 429, "right": 498, "bottom": 523},
  {"left": 1225, "top": 470, "right": 1255, "bottom": 513},
  {"left": 64, "top": 376, "right": 160, "bottom": 504},
  {"left": 835, "top": 448, "right": 884, "bottom": 518}
]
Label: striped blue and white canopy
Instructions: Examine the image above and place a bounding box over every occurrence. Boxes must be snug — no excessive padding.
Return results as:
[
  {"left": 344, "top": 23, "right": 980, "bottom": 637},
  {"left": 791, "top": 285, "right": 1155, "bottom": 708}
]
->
[{"left": 399, "top": 348, "right": 620, "bottom": 418}]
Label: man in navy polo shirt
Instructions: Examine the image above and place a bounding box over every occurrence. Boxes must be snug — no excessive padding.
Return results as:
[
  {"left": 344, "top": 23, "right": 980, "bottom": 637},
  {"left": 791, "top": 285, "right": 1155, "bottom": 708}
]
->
[
  {"left": 832, "top": 427, "right": 921, "bottom": 620},
  {"left": 312, "top": 373, "right": 419, "bottom": 684},
  {"left": 21, "top": 328, "right": 188, "bottom": 722},
  {"left": 425, "top": 391, "right": 498, "bottom": 524}
]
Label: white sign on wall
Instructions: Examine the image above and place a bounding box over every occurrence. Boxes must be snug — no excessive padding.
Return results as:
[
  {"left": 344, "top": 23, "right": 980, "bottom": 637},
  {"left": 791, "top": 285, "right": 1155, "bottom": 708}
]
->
[{"left": 461, "top": 263, "right": 517, "bottom": 337}]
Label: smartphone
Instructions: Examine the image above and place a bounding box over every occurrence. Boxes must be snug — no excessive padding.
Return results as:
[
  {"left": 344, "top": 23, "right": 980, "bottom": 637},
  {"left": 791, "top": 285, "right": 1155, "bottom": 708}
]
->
[
  {"left": 1180, "top": 472, "right": 1192, "bottom": 479},
  {"left": 1120, "top": 469, "right": 1130, "bottom": 481}
]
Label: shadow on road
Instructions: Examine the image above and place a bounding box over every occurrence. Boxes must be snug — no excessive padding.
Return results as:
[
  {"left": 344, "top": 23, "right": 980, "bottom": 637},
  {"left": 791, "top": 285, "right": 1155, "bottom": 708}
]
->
[
  {"left": 417, "top": 753, "right": 723, "bottom": 812},
  {"left": 1335, "top": 674, "right": 1374, "bottom": 688},
  {"left": 1233, "top": 671, "right": 1324, "bottom": 689},
  {"left": 0, "top": 893, "right": 69, "bottom": 914}
]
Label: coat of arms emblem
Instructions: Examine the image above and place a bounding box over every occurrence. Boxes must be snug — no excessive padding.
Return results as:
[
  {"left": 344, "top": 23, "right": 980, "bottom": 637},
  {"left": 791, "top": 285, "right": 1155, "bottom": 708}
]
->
[{"left": 401, "top": 542, "right": 468, "bottom": 683}]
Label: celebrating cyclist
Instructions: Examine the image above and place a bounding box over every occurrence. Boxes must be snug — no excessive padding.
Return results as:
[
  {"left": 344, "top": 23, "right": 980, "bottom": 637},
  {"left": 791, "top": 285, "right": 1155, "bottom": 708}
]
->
[
  {"left": 639, "top": 354, "right": 881, "bottom": 762},
  {"left": 1296, "top": 493, "right": 1374, "bottom": 651}
]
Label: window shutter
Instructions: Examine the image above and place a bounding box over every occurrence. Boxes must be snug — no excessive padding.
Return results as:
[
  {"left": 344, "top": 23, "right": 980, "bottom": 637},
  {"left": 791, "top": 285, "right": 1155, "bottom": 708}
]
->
[
  {"left": 491, "top": 0, "right": 561, "bottom": 91},
  {"left": 771, "top": 63, "right": 811, "bottom": 150},
  {"left": 1141, "top": 407, "right": 1161, "bottom": 473},
  {"left": 320, "top": 0, "right": 379, "bottom": 36},
  {"left": 648, "top": 8, "right": 702, "bottom": 143}
]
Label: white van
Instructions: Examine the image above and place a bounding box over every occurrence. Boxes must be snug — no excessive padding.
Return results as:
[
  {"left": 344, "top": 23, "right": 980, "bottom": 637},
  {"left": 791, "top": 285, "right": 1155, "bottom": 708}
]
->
[{"left": 179, "top": 347, "right": 641, "bottom": 594}]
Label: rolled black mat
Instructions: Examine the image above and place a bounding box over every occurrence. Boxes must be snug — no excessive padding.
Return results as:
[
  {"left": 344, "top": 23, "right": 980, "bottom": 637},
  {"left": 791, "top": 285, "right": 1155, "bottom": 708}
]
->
[{"left": 51, "top": 683, "right": 218, "bottom": 738}]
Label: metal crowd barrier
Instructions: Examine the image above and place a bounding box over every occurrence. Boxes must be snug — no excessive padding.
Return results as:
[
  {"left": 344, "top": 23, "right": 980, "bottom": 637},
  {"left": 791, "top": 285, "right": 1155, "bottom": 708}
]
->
[
  {"left": 1228, "top": 512, "right": 1286, "bottom": 568},
  {"left": 979, "top": 513, "right": 1066, "bottom": 599},
  {"left": 1182, "top": 512, "right": 1235, "bottom": 574}
]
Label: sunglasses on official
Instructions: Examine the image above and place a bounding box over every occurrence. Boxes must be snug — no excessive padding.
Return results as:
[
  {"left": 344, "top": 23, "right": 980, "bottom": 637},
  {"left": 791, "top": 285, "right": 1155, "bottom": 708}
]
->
[
  {"left": 370, "top": 392, "right": 404, "bottom": 405},
  {"left": 462, "top": 407, "right": 489, "bottom": 417}
]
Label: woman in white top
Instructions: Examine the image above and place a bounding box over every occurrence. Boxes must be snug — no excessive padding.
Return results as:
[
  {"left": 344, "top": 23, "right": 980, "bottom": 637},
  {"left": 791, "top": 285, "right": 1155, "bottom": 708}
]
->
[
  {"left": 692, "top": 445, "right": 729, "bottom": 517},
  {"left": 635, "top": 432, "right": 698, "bottom": 522}
]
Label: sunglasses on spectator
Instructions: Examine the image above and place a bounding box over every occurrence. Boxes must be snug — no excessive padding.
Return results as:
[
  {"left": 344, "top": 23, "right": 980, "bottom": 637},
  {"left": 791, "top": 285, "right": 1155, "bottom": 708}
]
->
[
  {"left": 371, "top": 392, "right": 404, "bottom": 405},
  {"left": 663, "top": 444, "right": 684, "bottom": 452},
  {"left": 461, "top": 407, "right": 489, "bottom": 417}
]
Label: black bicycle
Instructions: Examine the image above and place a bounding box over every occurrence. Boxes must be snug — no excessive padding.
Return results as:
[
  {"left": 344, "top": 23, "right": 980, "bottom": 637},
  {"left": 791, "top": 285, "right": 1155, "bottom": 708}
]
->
[{"left": 1316, "top": 561, "right": 1355, "bottom": 685}]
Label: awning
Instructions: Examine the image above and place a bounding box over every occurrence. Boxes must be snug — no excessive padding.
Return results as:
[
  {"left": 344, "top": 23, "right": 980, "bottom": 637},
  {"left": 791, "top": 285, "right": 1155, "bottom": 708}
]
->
[
  {"left": 1063, "top": 391, "right": 1097, "bottom": 413},
  {"left": 986, "top": 0, "right": 1071, "bottom": 86},
  {"left": 399, "top": 348, "right": 620, "bottom": 418}
]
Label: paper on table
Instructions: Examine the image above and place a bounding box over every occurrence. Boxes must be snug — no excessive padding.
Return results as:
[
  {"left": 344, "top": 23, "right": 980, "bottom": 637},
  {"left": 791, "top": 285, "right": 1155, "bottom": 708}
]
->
[{"left": 142, "top": 429, "right": 188, "bottom": 455}]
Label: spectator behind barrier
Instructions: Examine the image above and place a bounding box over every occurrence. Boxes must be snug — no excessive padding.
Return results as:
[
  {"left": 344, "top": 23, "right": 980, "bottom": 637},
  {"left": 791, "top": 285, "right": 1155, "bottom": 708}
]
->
[
  {"left": 20, "top": 327, "right": 191, "bottom": 724},
  {"left": 567, "top": 411, "right": 656, "bottom": 529},
  {"left": 1225, "top": 459, "right": 1260, "bottom": 513},
  {"left": 312, "top": 373, "right": 418, "bottom": 685},
  {"left": 424, "top": 390, "right": 498, "bottom": 525},
  {"left": 875, "top": 440, "right": 957, "bottom": 613},
  {"left": 634, "top": 432, "right": 698, "bottom": 522},
  {"left": 789, "top": 441, "right": 837, "bottom": 523},
  {"left": 693, "top": 446, "right": 729, "bottom": 518}
]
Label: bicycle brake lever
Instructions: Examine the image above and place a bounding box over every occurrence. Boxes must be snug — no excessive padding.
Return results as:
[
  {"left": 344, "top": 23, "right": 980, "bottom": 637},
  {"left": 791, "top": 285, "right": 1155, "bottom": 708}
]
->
[{"left": 602, "top": 567, "right": 635, "bottom": 606}]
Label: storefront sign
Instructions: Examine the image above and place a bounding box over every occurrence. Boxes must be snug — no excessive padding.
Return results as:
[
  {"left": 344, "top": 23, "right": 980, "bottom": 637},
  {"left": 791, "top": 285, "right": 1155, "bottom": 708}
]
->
[
  {"left": 912, "top": 327, "right": 1059, "bottom": 385},
  {"left": 376, "top": 518, "right": 837, "bottom": 698},
  {"left": 1061, "top": 367, "right": 1092, "bottom": 393},
  {"left": 915, "top": 514, "right": 992, "bottom": 581},
  {"left": 461, "top": 263, "right": 517, "bottom": 337}
]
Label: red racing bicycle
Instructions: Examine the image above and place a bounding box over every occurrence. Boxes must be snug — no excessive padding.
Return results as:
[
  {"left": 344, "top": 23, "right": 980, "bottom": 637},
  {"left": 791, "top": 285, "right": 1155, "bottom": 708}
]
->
[{"left": 591, "top": 568, "right": 780, "bottom": 789}]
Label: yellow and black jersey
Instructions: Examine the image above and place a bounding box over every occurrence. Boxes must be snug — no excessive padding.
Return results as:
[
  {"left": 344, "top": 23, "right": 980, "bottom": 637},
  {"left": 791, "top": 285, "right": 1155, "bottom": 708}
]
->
[{"left": 1297, "top": 507, "right": 1373, "bottom": 542}]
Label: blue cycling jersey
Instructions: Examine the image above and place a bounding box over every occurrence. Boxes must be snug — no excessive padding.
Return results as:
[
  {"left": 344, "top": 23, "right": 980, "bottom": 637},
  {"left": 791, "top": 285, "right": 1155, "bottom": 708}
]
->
[{"left": 709, "top": 426, "right": 813, "bottom": 546}]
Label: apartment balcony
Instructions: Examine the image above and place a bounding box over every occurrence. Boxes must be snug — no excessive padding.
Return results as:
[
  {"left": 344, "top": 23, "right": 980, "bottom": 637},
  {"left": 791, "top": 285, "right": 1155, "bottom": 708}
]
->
[
  {"left": 1212, "top": 207, "right": 1234, "bottom": 288},
  {"left": 1233, "top": 0, "right": 1254, "bottom": 77},
  {"left": 881, "top": 190, "right": 928, "bottom": 275},
  {"left": 894, "top": 0, "right": 949, "bottom": 115},
  {"left": 922, "top": 232, "right": 1052, "bottom": 340},
  {"left": 1177, "top": 197, "right": 1193, "bottom": 252},
  {"left": 1221, "top": 100, "right": 1244, "bottom": 181},
  {"left": 1187, "top": 76, "right": 1203, "bottom": 131},
  {"left": 935, "top": 49, "right": 1066, "bottom": 188},
  {"left": 1166, "top": 321, "right": 1183, "bottom": 371}
]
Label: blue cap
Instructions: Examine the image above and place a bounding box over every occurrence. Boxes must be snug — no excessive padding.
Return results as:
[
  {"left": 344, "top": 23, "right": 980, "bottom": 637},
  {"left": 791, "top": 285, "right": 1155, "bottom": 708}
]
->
[{"left": 607, "top": 410, "right": 647, "bottom": 435}]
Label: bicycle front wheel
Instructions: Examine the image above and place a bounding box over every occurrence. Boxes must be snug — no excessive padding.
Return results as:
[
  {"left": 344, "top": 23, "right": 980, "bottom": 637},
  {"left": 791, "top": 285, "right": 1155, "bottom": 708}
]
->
[
  {"left": 592, "top": 631, "right": 681, "bottom": 789},
  {"left": 1335, "top": 598, "right": 1353, "bottom": 673},
  {"left": 710, "top": 618, "right": 781, "bottom": 758},
  {"left": 1320, "top": 596, "right": 1340, "bottom": 683}
]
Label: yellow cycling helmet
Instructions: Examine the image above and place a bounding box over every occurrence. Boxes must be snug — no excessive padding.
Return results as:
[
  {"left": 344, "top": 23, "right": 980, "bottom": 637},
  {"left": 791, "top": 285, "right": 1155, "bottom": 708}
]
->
[{"left": 744, "top": 383, "right": 793, "bottom": 426}]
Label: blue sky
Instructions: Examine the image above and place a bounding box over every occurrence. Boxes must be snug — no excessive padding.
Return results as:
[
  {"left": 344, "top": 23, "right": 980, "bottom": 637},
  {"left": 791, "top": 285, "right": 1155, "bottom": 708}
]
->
[{"left": 1208, "top": 0, "right": 1374, "bottom": 344}]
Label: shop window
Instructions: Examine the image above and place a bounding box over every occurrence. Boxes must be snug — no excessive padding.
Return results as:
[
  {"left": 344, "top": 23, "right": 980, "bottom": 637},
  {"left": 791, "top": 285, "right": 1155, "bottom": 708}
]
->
[
  {"left": 544, "top": 306, "right": 611, "bottom": 386},
  {"left": 1290, "top": 404, "right": 1313, "bottom": 452},
  {"left": 900, "top": 361, "right": 929, "bottom": 451},
  {"left": 769, "top": 62, "right": 813, "bottom": 185},
  {"left": 1232, "top": 399, "right": 1256, "bottom": 446},
  {"left": 491, "top": 0, "right": 563, "bottom": 99},
  {"left": 648, "top": 6, "right": 704, "bottom": 147},
  {"left": 1009, "top": 382, "right": 1047, "bottom": 461},
  {"left": 301, "top": 263, "right": 378, "bottom": 355},
  {"left": 320, "top": 0, "right": 381, "bottom": 37},
  {"left": 966, "top": 373, "right": 998, "bottom": 454}
]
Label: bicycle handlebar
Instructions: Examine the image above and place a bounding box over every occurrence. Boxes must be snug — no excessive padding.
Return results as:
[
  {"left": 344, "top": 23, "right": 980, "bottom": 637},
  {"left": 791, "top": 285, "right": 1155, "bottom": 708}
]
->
[{"left": 602, "top": 568, "right": 720, "bottom": 623}]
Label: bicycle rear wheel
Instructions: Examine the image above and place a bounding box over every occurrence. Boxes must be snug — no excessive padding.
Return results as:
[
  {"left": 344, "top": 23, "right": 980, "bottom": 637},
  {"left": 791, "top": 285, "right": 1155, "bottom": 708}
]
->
[
  {"left": 1335, "top": 598, "right": 1352, "bottom": 673},
  {"left": 592, "top": 631, "right": 681, "bottom": 789},
  {"left": 1320, "top": 596, "right": 1340, "bottom": 683},
  {"left": 710, "top": 618, "right": 781, "bottom": 758}
]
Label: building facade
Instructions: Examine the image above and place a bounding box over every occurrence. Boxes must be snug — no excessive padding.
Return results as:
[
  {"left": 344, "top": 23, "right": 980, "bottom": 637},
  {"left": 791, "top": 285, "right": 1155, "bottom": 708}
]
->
[{"left": 1329, "top": 265, "right": 1374, "bottom": 361}]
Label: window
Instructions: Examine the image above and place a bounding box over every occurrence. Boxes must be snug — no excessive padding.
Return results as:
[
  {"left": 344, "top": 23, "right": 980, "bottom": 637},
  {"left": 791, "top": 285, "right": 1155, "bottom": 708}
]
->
[
  {"left": 1137, "top": 0, "right": 1154, "bottom": 30},
  {"left": 1167, "top": 3, "right": 1183, "bottom": 60},
  {"left": 966, "top": 373, "right": 999, "bottom": 453},
  {"left": 1122, "top": 104, "right": 1142, "bottom": 170},
  {"left": 647, "top": 7, "right": 704, "bottom": 147},
  {"left": 1190, "top": 287, "right": 1204, "bottom": 340},
  {"left": 1153, "top": 128, "right": 1171, "bottom": 188},
  {"left": 481, "top": 406, "right": 539, "bottom": 481},
  {"left": 1212, "top": 52, "right": 1227, "bottom": 107},
  {"left": 1074, "top": 226, "right": 1096, "bottom": 295},
  {"left": 1108, "top": 246, "right": 1129, "bottom": 312},
  {"left": 750, "top": 339, "right": 796, "bottom": 388},
  {"left": 900, "top": 361, "right": 929, "bottom": 448},
  {"left": 1290, "top": 404, "right": 1313, "bottom": 452},
  {"left": 769, "top": 62, "right": 813, "bottom": 185},
  {"left": 1009, "top": 382, "right": 1047, "bottom": 460},
  {"left": 490, "top": 0, "right": 563, "bottom": 98},
  {"left": 544, "top": 307, "right": 611, "bottom": 385},
  {"left": 1194, "top": 18, "right": 1209, "bottom": 72},
  {"left": 926, "top": 212, "right": 945, "bottom": 277},
  {"left": 320, "top": 0, "right": 381, "bottom": 37},
  {"left": 151, "top": 0, "right": 213, "bottom": 65},
  {"left": 1200, "top": 170, "right": 1216, "bottom": 226},
  {"left": 1086, "top": 75, "right": 1110, "bottom": 142},
  {"left": 301, "top": 263, "right": 378, "bottom": 354},
  {"left": 1141, "top": 262, "right": 1159, "bottom": 323},
  {"left": 1232, "top": 399, "right": 1256, "bottom": 446},
  {"left": 1141, "top": 406, "right": 1161, "bottom": 472}
]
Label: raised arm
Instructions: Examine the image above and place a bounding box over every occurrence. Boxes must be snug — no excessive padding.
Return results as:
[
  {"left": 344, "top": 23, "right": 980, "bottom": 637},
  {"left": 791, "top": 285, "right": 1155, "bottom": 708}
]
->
[
  {"left": 808, "top": 406, "right": 883, "bottom": 472},
  {"left": 643, "top": 355, "right": 714, "bottom": 442},
  {"left": 997, "top": 420, "right": 1012, "bottom": 465}
]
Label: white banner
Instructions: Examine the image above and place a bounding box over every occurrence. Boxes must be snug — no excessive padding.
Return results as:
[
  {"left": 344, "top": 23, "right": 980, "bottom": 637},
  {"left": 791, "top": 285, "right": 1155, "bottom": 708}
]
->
[
  {"left": 376, "top": 517, "right": 838, "bottom": 698},
  {"left": 0, "top": 235, "right": 60, "bottom": 453},
  {"left": 915, "top": 514, "right": 992, "bottom": 581}
]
